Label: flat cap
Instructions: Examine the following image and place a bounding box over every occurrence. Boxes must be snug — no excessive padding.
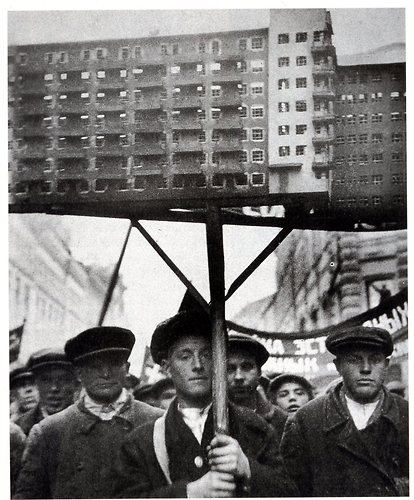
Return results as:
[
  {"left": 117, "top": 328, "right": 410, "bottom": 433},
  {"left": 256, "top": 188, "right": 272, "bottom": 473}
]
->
[
  {"left": 326, "top": 326, "right": 393, "bottom": 357},
  {"left": 27, "top": 348, "right": 73, "bottom": 373},
  {"left": 268, "top": 373, "right": 314, "bottom": 399},
  {"left": 10, "top": 366, "right": 35, "bottom": 389},
  {"left": 228, "top": 332, "right": 269, "bottom": 368},
  {"left": 150, "top": 310, "right": 211, "bottom": 365},
  {"left": 65, "top": 326, "right": 135, "bottom": 363}
]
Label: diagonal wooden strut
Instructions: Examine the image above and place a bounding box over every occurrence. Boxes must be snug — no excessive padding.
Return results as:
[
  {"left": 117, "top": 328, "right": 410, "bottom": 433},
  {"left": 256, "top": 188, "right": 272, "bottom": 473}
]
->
[
  {"left": 131, "top": 220, "right": 210, "bottom": 314},
  {"left": 225, "top": 226, "right": 293, "bottom": 302}
]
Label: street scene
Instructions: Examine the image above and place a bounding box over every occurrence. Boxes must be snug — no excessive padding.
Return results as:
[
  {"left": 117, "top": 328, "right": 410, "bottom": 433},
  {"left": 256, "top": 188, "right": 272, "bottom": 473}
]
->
[{"left": 8, "top": 7, "right": 407, "bottom": 498}]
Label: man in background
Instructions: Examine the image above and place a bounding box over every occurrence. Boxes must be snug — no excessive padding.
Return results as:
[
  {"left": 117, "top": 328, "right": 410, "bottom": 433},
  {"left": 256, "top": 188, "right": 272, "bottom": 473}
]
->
[{"left": 10, "top": 365, "right": 39, "bottom": 422}]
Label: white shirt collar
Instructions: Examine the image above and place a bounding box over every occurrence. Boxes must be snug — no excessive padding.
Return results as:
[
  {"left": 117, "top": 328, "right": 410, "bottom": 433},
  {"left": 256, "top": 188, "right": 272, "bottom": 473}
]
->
[
  {"left": 177, "top": 403, "right": 212, "bottom": 444},
  {"left": 83, "top": 387, "right": 129, "bottom": 420},
  {"left": 344, "top": 394, "right": 380, "bottom": 430}
]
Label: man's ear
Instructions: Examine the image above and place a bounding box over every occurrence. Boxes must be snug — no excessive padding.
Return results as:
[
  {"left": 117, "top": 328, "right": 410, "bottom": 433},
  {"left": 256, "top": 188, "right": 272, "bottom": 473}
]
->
[
  {"left": 161, "top": 358, "right": 171, "bottom": 377},
  {"left": 124, "top": 361, "right": 130, "bottom": 374}
]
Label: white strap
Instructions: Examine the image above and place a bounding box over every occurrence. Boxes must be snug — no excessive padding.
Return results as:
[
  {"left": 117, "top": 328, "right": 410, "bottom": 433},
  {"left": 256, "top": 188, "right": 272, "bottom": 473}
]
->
[{"left": 153, "top": 414, "right": 172, "bottom": 485}]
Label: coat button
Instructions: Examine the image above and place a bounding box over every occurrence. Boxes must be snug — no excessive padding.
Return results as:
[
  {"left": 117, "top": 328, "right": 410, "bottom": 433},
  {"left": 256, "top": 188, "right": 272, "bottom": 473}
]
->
[{"left": 194, "top": 456, "right": 203, "bottom": 468}]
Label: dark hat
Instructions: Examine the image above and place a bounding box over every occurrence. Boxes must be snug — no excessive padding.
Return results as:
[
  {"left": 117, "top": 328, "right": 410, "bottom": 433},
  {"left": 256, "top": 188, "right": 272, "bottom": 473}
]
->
[
  {"left": 228, "top": 332, "right": 269, "bottom": 368},
  {"left": 27, "top": 348, "right": 73, "bottom": 373},
  {"left": 10, "top": 366, "right": 35, "bottom": 389},
  {"left": 133, "top": 382, "right": 155, "bottom": 401},
  {"left": 326, "top": 326, "right": 393, "bottom": 357},
  {"left": 268, "top": 373, "right": 314, "bottom": 399},
  {"left": 65, "top": 326, "right": 135, "bottom": 364},
  {"left": 150, "top": 310, "right": 211, "bottom": 365},
  {"left": 151, "top": 377, "right": 175, "bottom": 398}
]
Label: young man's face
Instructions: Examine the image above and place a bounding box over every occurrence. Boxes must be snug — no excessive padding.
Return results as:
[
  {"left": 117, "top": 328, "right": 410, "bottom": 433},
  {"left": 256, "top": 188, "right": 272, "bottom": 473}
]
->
[
  {"left": 227, "top": 350, "right": 260, "bottom": 405},
  {"left": 76, "top": 352, "right": 129, "bottom": 404},
  {"left": 35, "top": 367, "right": 77, "bottom": 414},
  {"left": 163, "top": 335, "right": 212, "bottom": 408},
  {"left": 272, "top": 382, "right": 311, "bottom": 414},
  {"left": 334, "top": 348, "right": 389, "bottom": 403},
  {"left": 14, "top": 381, "right": 39, "bottom": 413}
]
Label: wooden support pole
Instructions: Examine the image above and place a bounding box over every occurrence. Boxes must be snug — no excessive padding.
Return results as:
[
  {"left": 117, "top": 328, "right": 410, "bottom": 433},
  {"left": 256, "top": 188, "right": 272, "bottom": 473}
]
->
[
  {"left": 98, "top": 222, "right": 132, "bottom": 326},
  {"left": 205, "top": 205, "right": 228, "bottom": 434},
  {"left": 225, "top": 226, "right": 293, "bottom": 302},
  {"left": 132, "top": 220, "right": 210, "bottom": 314}
]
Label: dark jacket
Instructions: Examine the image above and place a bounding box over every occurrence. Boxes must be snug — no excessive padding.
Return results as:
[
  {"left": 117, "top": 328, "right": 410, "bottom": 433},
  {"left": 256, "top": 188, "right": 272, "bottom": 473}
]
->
[
  {"left": 10, "top": 422, "right": 27, "bottom": 496},
  {"left": 14, "top": 395, "right": 163, "bottom": 499},
  {"left": 113, "top": 399, "right": 298, "bottom": 498},
  {"left": 280, "top": 383, "right": 409, "bottom": 497},
  {"left": 255, "top": 394, "right": 288, "bottom": 447},
  {"left": 15, "top": 404, "right": 44, "bottom": 436}
]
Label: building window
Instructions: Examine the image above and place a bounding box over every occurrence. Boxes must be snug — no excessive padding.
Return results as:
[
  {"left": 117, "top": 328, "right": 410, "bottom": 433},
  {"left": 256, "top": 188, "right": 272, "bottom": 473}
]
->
[
  {"left": 211, "top": 85, "right": 221, "bottom": 97},
  {"left": 392, "top": 173, "right": 405, "bottom": 184},
  {"left": 196, "top": 63, "right": 205, "bottom": 75},
  {"left": 372, "top": 73, "right": 382, "bottom": 82},
  {"left": 171, "top": 110, "right": 180, "bottom": 122},
  {"left": 237, "top": 61, "right": 247, "bottom": 73},
  {"left": 211, "top": 39, "right": 221, "bottom": 55},
  {"left": 359, "top": 134, "right": 368, "bottom": 144},
  {"left": 391, "top": 112, "right": 402, "bottom": 121},
  {"left": 358, "top": 93, "right": 368, "bottom": 103},
  {"left": 211, "top": 130, "right": 220, "bottom": 142},
  {"left": 198, "top": 131, "right": 206, "bottom": 143},
  {"left": 96, "top": 48, "right": 107, "bottom": 59},
  {"left": 296, "top": 77, "right": 307, "bottom": 88},
  {"left": 294, "top": 124, "right": 306, "bottom": 135},
  {"left": 251, "top": 60, "right": 264, "bottom": 73},
  {"left": 96, "top": 136, "right": 105, "bottom": 148},
  {"left": 296, "top": 56, "right": 307, "bottom": 66},
  {"left": 336, "top": 136, "right": 345, "bottom": 145},
  {"left": 251, "top": 37, "right": 263, "bottom": 50},
  {"left": 133, "top": 68, "right": 143, "bottom": 78},
  {"left": 279, "top": 146, "right": 290, "bottom": 157},
  {"left": 359, "top": 114, "right": 368, "bottom": 124},
  {"left": 210, "top": 62, "right": 221, "bottom": 73},
  {"left": 278, "top": 102, "right": 289, "bottom": 113},
  {"left": 172, "top": 131, "right": 179, "bottom": 144},
  {"left": 346, "top": 94, "right": 355, "bottom": 103},
  {"left": 197, "top": 85, "right": 206, "bottom": 97},
  {"left": 238, "top": 38, "right": 247, "bottom": 51},
  {"left": 278, "top": 57, "right": 289, "bottom": 67},
  {"left": 45, "top": 73, "right": 54, "bottom": 81},
  {"left": 172, "top": 43, "right": 180, "bottom": 55},
  {"left": 58, "top": 52, "right": 68, "bottom": 63},
  {"left": 251, "top": 149, "right": 264, "bottom": 163},
  {"left": 17, "top": 53, "right": 28, "bottom": 65},
  {"left": 241, "top": 128, "right": 248, "bottom": 141},
  {"left": 392, "top": 133, "right": 403, "bottom": 143},
  {"left": 278, "top": 33, "right": 289, "bottom": 44},
  {"left": 161, "top": 44, "right": 168, "bottom": 55},
  {"left": 372, "top": 174, "right": 383, "bottom": 185},
  {"left": 120, "top": 47, "right": 130, "bottom": 60},
  {"left": 251, "top": 128, "right": 264, "bottom": 141},
  {"left": 296, "top": 32, "right": 307, "bottom": 42},
  {"left": 251, "top": 173, "right": 265, "bottom": 186},
  {"left": 347, "top": 74, "right": 357, "bottom": 84},
  {"left": 372, "top": 133, "right": 383, "bottom": 143},
  {"left": 211, "top": 108, "right": 221, "bottom": 120},
  {"left": 119, "top": 90, "right": 128, "bottom": 102},
  {"left": 45, "top": 52, "right": 54, "bottom": 64},
  {"left": 279, "top": 125, "right": 290, "bottom": 135},
  {"left": 251, "top": 83, "right": 264, "bottom": 95},
  {"left": 197, "top": 109, "right": 206, "bottom": 120},
  {"left": 372, "top": 153, "right": 383, "bottom": 163},
  {"left": 373, "top": 196, "right": 383, "bottom": 206},
  {"left": 296, "top": 100, "right": 307, "bottom": 112},
  {"left": 171, "top": 65, "right": 181, "bottom": 75},
  {"left": 347, "top": 134, "right": 357, "bottom": 144},
  {"left": 296, "top": 145, "right": 306, "bottom": 155},
  {"left": 239, "top": 105, "right": 248, "bottom": 118},
  {"left": 392, "top": 152, "right": 402, "bottom": 162},
  {"left": 371, "top": 92, "right": 383, "bottom": 102},
  {"left": 239, "top": 150, "right": 248, "bottom": 163},
  {"left": 198, "top": 41, "right": 206, "bottom": 54},
  {"left": 359, "top": 175, "right": 369, "bottom": 184},
  {"left": 97, "top": 70, "right": 106, "bottom": 79},
  {"left": 335, "top": 157, "right": 344, "bottom": 166},
  {"left": 211, "top": 152, "right": 220, "bottom": 165},
  {"left": 390, "top": 91, "right": 401, "bottom": 101},
  {"left": 371, "top": 113, "right": 383, "bottom": 123},
  {"left": 81, "top": 71, "right": 90, "bottom": 80},
  {"left": 359, "top": 154, "right": 368, "bottom": 165},
  {"left": 278, "top": 79, "right": 289, "bottom": 90},
  {"left": 251, "top": 106, "right": 264, "bottom": 118},
  {"left": 239, "top": 83, "right": 248, "bottom": 96},
  {"left": 313, "top": 31, "right": 324, "bottom": 42},
  {"left": 119, "top": 134, "right": 129, "bottom": 146},
  {"left": 120, "top": 69, "right": 128, "bottom": 78},
  {"left": 347, "top": 154, "right": 357, "bottom": 166},
  {"left": 134, "top": 46, "right": 142, "bottom": 58}
]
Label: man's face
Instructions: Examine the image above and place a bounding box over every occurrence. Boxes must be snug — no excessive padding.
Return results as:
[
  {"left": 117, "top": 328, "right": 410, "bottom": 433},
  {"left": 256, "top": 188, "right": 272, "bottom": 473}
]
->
[
  {"left": 15, "top": 381, "right": 39, "bottom": 413},
  {"left": 227, "top": 350, "right": 260, "bottom": 405},
  {"left": 272, "top": 381, "right": 311, "bottom": 414},
  {"left": 163, "top": 335, "right": 212, "bottom": 407},
  {"left": 35, "top": 367, "right": 77, "bottom": 415},
  {"left": 76, "top": 352, "right": 129, "bottom": 404},
  {"left": 334, "top": 348, "right": 389, "bottom": 403}
]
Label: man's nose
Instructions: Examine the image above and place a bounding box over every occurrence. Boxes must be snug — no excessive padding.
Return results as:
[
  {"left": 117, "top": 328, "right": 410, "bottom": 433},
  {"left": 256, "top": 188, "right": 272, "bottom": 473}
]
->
[
  {"left": 234, "top": 367, "right": 245, "bottom": 380},
  {"left": 360, "top": 359, "right": 372, "bottom": 373},
  {"left": 288, "top": 393, "right": 297, "bottom": 401},
  {"left": 192, "top": 354, "right": 204, "bottom": 371}
]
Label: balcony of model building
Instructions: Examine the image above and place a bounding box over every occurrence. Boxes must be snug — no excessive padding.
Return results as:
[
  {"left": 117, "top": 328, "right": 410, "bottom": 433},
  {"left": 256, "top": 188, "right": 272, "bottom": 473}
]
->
[
  {"left": 56, "top": 136, "right": 89, "bottom": 157},
  {"left": 16, "top": 95, "right": 52, "bottom": 114},
  {"left": 56, "top": 158, "right": 89, "bottom": 177},
  {"left": 132, "top": 155, "right": 165, "bottom": 175},
  {"left": 313, "top": 79, "right": 335, "bottom": 99},
  {"left": 58, "top": 70, "right": 90, "bottom": 91},
  {"left": 210, "top": 110, "right": 243, "bottom": 130},
  {"left": 14, "top": 179, "right": 53, "bottom": 196},
  {"left": 132, "top": 66, "right": 165, "bottom": 87},
  {"left": 94, "top": 112, "right": 129, "bottom": 134},
  {"left": 209, "top": 151, "right": 245, "bottom": 172},
  {"left": 133, "top": 90, "right": 163, "bottom": 110},
  {"left": 15, "top": 72, "right": 46, "bottom": 93},
  {"left": 312, "top": 126, "right": 335, "bottom": 145},
  {"left": 312, "top": 150, "right": 334, "bottom": 170},
  {"left": 210, "top": 88, "right": 242, "bottom": 108},
  {"left": 134, "top": 116, "right": 164, "bottom": 133},
  {"left": 95, "top": 91, "right": 129, "bottom": 111},
  {"left": 56, "top": 115, "right": 91, "bottom": 135},
  {"left": 133, "top": 172, "right": 167, "bottom": 191},
  {"left": 312, "top": 56, "right": 335, "bottom": 75},
  {"left": 311, "top": 37, "right": 335, "bottom": 55},
  {"left": 14, "top": 137, "right": 49, "bottom": 158},
  {"left": 95, "top": 68, "right": 128, "bottom": 89},
  {"left": 208, "top": 62, "right": 243, "bottom": 84},
  {"left": 170, "top": 111, "right": 203, "bottom": 130},
  {"left": 93, "top": 156, "right": 128, "bottom": 177},
  {"left": 210, "top": 131, "right": 241, "bottom": 152},
  {"left": 57, "top": 92, "right": 91, "bottom": 112},
  {"left": 312, "top": 106, "right": 335, "bottom": 123},
  {"left": 171, "top": 138, "right": 205, "bottom": 154},
  {"left": 133, "top": 137, "right": 166, "bottom": 156},
  {"left": 169, "top": 62, "right": 206, "bottom": 85},
  {"left": 14, "top": 159, "right": 52, "bottom": 180},
  {"left": 172, "top": 88, "right": 204, "bottom": 109},
  {"left": 15, "top": 116, "right": 50, "bottom": 137}
]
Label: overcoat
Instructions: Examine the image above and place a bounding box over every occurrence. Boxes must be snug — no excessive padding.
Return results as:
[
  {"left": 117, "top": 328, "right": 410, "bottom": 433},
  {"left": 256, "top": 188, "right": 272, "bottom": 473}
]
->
[
  {"left": 113, "top": 398, "right": 298, "bottom": 498},
  {"left": 280, "top": 383, "right": 409, "bottom": 497},
  {"left": 15, "top": 403, "right": 44, "bottom": 436},
  {"left": 14, "top": 395, "right": 163, "bottom": 499}
]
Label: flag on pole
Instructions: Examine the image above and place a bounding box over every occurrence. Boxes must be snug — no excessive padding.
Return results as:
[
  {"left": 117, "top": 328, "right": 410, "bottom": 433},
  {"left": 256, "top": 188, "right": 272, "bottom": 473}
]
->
[{"left": 9, "top": 323, "right": 24, "bottom": 363}]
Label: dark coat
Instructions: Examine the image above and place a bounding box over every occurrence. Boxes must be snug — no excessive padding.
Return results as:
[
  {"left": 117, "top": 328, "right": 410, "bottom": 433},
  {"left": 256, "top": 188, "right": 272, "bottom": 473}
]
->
[
  {"left": 14, "top": 395, "right": 163, "bottom": 499},
  {"left": 113, "top": 399, "right": 298, "bottom": 498},
  {"left": 15, "top": 404, "right": 44, "bottom": 436},
  {"left": 280, "top": 383, "right": 409, "bottom": 497}
]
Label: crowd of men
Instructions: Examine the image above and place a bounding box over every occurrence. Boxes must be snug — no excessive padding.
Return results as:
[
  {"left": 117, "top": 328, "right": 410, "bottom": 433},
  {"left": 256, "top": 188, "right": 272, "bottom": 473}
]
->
[{"left": 9, "top": 309, "right": 409, "bottom": 498}]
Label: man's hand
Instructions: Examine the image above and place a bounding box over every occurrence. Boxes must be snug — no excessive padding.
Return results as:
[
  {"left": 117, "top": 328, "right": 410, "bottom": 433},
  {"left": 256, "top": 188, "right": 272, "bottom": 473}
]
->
[
  {"left": 207, "top": 434, "right": 251, "bottom": 480},
  {"left": 186, "top": 471, "right": 236, "bottom": 498}
]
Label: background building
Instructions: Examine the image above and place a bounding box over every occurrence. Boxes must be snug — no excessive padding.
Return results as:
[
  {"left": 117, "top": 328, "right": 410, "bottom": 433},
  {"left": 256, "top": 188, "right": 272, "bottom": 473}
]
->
[{"left": 9, "top": 214, "right": 127, "bottom": 362}]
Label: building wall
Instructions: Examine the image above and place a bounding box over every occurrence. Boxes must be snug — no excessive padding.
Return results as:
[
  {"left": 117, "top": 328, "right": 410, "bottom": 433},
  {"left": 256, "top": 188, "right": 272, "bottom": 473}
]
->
[{"left": 9, "top": 214, "right": 127, "bottom": 361}]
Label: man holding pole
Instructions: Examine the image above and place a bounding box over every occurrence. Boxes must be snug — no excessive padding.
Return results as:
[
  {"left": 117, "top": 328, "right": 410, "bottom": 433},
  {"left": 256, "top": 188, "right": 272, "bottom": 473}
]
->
[{"left": 113, "top": 310, "right": 297, "bottom": 498}]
